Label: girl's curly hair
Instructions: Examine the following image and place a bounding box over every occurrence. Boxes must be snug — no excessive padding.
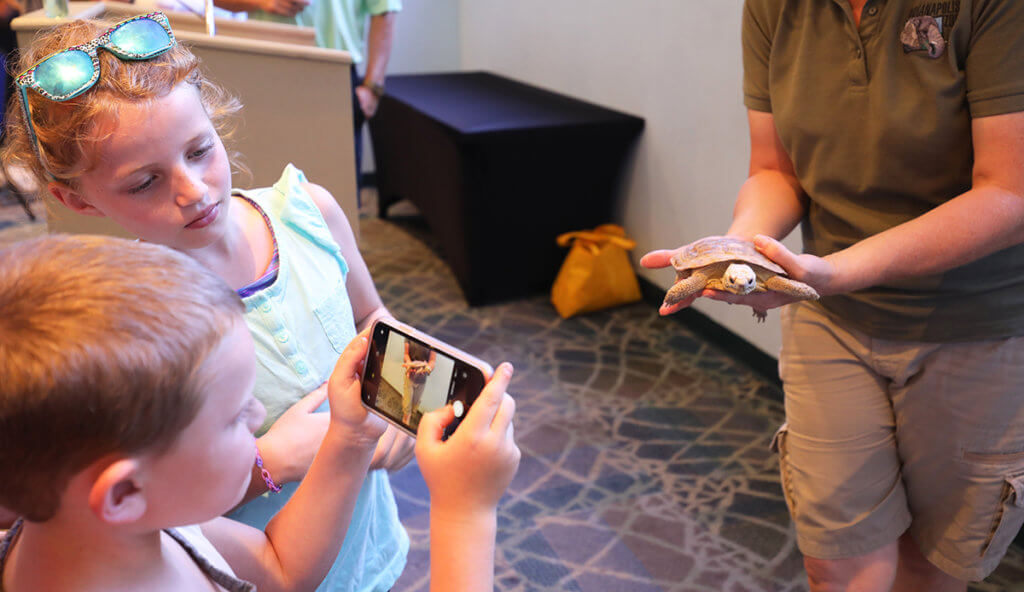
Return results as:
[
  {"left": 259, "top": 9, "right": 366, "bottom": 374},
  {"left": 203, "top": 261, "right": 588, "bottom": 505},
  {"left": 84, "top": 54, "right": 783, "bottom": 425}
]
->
[{"left": 1, "top": 17, "right": 243, "bottom": 191}]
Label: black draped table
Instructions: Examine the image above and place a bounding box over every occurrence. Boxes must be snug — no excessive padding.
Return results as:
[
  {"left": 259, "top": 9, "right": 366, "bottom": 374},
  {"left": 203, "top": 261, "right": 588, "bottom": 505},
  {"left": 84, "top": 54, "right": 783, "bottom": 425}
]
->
[{"left": 369, "top": 71, "right": 644, "bottom": 306}]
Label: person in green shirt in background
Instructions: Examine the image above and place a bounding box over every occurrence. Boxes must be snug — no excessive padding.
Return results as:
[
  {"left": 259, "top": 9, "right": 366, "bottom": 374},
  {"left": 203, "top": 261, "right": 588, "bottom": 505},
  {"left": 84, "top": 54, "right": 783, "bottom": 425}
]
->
[{"left": 213, "top": 0, "right": 399, "bottom": 191}]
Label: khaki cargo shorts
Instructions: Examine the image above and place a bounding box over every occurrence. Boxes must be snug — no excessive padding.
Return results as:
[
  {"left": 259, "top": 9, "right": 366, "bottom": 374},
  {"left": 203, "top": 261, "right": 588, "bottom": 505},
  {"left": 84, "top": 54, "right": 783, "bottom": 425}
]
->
[{"left": 774, "top": 301, "right": 1024, "bottom": 581}]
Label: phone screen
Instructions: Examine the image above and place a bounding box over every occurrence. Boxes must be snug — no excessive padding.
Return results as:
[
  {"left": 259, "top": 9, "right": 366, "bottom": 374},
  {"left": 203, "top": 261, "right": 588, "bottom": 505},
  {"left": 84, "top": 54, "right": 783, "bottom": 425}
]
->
[{"left": 362, "top": 323, "right": 487, "bottom": 436}]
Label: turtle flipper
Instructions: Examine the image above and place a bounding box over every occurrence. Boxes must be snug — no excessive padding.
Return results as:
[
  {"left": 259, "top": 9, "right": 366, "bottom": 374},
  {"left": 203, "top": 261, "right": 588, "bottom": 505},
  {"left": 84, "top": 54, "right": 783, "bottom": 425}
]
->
[
  {"left": 763, "top": 275, "right": 819, "bottom": 300},
  {"left": 664, "top": 270, "right": 709, "bottom": 306}
]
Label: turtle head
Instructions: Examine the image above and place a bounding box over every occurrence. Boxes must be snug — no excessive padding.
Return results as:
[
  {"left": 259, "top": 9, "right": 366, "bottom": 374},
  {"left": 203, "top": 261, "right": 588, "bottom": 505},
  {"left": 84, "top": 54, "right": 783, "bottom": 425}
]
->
[{"left": 723, "top": 263, "right": 757, "bottom": 295}]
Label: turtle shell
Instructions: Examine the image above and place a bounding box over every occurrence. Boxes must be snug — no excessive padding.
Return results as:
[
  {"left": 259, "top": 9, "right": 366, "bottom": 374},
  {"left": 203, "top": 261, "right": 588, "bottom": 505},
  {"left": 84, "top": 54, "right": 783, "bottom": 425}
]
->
[{"left": 670, "top": 236, "right": 787, "bottom": 275}]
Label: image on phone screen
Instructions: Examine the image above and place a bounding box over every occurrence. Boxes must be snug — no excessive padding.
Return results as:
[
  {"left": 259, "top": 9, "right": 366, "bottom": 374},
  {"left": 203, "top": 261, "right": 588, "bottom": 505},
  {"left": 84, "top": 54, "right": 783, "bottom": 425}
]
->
[{"left": 362, "top": 324, "right": 486, "bottom": 435}]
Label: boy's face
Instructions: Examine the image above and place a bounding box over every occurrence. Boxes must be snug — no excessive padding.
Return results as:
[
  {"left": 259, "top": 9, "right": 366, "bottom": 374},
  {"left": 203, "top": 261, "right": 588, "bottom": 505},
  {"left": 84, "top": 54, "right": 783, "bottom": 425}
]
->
[
  {"left": 144, "top": 318, "right": 265, "bottom": 526},
  {"left": 66, "top": 83, "right": 234, "bottom": 252}
]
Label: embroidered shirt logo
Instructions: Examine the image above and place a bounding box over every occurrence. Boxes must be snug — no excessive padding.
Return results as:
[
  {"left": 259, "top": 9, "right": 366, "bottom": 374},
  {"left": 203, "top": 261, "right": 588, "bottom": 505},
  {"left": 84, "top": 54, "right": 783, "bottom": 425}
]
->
[
  {"left": 901, "top": 1, "right": 960, "bottom": 59},
  {"left": 901, "top": 15, "right": 945, "bottom": 58}
]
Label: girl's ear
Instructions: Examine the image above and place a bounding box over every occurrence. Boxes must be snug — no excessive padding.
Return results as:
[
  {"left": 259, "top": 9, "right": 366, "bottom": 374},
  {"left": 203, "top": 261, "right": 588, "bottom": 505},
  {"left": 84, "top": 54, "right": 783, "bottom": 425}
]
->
[
  {"left": 48, "top": 182, "right": 106, "bottom": 217},
  {"left": 88, "top": 459, "right": 147, "bottom": 525}
]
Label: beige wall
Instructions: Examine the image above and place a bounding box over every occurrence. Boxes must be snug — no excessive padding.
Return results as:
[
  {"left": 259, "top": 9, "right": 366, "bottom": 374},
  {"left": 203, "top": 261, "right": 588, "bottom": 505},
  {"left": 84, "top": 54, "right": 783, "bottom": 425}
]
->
[
  {"left": 456, "top": 0, "right": 801, "bottom": 356},
  {"left": 389, "top": 0, "right": 460, "bottom": 74}
]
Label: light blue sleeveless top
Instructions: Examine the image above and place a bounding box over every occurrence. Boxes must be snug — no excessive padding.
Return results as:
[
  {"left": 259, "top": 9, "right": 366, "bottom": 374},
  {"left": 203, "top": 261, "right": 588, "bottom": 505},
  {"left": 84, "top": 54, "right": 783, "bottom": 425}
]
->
[{"left": 226, "top": 165, "right": 408, "bottom": 592}]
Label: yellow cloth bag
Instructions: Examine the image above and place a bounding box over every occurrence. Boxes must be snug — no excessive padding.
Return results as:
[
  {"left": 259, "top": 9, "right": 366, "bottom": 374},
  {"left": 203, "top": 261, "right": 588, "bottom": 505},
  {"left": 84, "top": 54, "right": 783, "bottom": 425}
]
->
[{"left": 551, "top": 224, "right": 642, "bottom": 318}]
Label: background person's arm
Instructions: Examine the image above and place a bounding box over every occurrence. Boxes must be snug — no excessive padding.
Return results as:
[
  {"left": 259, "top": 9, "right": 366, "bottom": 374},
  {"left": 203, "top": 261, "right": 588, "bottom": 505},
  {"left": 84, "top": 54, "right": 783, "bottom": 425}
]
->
[
  {"left": 213, "top": 0, "right": 308, "bottom": 17},
  {"left": 0, "top": 0, "right": 19, "bottom": 22},
  {"left": 354, "top": 11, "right": 397, "bottom": 118}
]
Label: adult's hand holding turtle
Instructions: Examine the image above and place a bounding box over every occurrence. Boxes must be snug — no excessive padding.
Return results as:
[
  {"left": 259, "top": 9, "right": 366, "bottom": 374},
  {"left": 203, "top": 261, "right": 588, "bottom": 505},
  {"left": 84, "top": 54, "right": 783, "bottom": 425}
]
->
[{"left": 641, "top": 234, "right": 837, "bottom": 320}]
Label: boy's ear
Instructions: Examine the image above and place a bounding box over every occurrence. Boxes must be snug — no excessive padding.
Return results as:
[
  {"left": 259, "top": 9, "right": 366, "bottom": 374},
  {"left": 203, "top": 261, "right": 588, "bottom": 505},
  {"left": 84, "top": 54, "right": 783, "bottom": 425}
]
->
[
  {"left": 48, "top": 182, "right": 106, "bottom": 217},
  {"left": 88, "top": 459, "right": 147, "bottom": 525}
]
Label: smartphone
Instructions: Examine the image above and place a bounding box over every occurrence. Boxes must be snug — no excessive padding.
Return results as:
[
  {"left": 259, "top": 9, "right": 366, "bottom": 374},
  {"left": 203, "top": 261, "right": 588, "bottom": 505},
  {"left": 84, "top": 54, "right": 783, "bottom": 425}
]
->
[{"left": 361, "top": 318, "right": 492, "bottom": 437}]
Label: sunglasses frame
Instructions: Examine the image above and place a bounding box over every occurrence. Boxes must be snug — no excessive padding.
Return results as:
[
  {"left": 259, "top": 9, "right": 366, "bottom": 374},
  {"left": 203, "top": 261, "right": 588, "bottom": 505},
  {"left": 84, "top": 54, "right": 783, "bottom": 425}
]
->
[{"left": 16, "top": 12, "right": 177, "bottom": 179}]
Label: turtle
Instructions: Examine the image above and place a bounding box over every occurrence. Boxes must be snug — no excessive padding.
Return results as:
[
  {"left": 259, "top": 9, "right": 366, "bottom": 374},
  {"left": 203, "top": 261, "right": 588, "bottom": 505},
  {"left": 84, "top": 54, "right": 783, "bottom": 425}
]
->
[
  {"left": 663, "top": 236, "right": 819, "bottom": 321},
  {"left": 403, "top": 360, "right": 432, "bottom": 384}
]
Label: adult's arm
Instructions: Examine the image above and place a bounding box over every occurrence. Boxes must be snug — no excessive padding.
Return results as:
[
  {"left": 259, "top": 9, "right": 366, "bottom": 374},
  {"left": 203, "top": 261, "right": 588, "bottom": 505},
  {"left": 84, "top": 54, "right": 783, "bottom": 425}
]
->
[
  {"left": 362, "top": 11, "right": 397, "bottom": 89},
  {"left": 725, "top": 109, "right": 807, "bottom": 241},
  {"left": 810, "top": 110, "right": 1024, "bottom": 294},
  {"left": 710, "top": 109, "right": 1024, "bottom": 307},
  {"left": 213, "top": 0, "right": 308, "bottom": 18},
  {"left": 354, "top": 11, "right": 397, "bottom": 118}
]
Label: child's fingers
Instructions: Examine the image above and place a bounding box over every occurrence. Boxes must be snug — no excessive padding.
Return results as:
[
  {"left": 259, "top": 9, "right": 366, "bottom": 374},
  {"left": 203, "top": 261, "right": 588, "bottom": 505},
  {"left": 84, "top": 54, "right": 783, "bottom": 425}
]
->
[
  {"left": 327, "top": 332, "right": 370, "bottom": 393},
  {"left": 417, "top": 404, "right": 456, "bottom": 445},
  {"left": 296, "top": 382, "right": 329, "bottom": 412},
  {"left": 459, "top": 363, "right": 513, "bottom": 434},
  {"left": 489, "top": 392, "right": 516, "bottom": 434}
]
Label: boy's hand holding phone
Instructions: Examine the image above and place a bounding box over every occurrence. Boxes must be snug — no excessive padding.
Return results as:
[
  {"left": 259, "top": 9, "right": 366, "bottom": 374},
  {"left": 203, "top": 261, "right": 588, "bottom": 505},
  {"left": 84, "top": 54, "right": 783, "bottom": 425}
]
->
[
  {"left": 326, "top": 332, "right": 388, "bottom": 451},
  {"left": 416, "top": 363, "right": 520, "bottom": 517}
]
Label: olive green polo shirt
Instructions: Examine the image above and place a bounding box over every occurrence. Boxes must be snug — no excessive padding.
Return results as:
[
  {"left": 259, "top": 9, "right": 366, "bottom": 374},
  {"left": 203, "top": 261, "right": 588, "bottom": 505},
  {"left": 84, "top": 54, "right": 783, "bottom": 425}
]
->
[{"left": 742, "top": 0, "right": 1024, "bottom": 342}]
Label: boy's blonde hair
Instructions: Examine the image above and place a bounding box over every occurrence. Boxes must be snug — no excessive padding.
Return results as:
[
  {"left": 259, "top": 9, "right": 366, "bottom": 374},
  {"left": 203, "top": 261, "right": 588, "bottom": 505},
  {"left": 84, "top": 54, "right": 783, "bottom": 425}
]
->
[
  {"left": 1, "top": 17, "right": 242, "bottom": 189},
  {"left": 0, "top": 235, "right": 244, "bottom": 522}
]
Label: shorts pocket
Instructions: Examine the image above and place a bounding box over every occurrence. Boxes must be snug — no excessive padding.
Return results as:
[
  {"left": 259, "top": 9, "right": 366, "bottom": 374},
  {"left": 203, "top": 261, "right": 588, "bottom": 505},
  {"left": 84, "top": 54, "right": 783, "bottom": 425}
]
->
[
  {"left": 312, "top": 282, "right": 356, "bottom": 353},
  {"left": 981, "top": 471, "right": 1024, "bottom": 560},
  {"left": 770, "top": 423, "right": 798, "bottom": 517}
]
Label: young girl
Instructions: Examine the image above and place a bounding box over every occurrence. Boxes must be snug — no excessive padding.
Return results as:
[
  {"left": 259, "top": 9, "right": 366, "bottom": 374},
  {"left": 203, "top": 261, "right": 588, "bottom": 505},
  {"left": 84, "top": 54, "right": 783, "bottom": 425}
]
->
[{"left": 3, "top": 13, "right": 415, "bottom": 591}]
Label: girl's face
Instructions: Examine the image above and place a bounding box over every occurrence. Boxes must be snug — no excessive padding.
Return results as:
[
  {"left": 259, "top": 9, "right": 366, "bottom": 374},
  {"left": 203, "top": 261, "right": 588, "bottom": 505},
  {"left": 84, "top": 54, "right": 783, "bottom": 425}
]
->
[{"left": 55, "top": 83, "right": 234, "bottom": 252}]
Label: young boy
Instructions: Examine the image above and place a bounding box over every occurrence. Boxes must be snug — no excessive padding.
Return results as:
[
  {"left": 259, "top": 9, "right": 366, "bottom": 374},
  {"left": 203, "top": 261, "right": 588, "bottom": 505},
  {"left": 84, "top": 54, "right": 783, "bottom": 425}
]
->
[{"left": 0, "top": 234, "right": 520, "bottom": 591}]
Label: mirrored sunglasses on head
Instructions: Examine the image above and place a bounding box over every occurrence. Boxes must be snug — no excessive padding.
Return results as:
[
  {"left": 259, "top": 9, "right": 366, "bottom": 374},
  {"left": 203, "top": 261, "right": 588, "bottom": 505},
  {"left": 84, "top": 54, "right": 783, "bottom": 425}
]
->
[
  {"left": 16, "top": 12, "right": 177, "bottom": 178},
  {"left": 17, "top": 12, "right": 176, "bottom": 101}
]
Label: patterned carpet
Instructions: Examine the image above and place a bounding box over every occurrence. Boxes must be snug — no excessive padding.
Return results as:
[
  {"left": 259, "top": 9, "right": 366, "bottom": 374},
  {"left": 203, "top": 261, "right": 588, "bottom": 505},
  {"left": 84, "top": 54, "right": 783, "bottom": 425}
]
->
[{"left": 2, "top": 187, "right": 1024, "bottom": 591}]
